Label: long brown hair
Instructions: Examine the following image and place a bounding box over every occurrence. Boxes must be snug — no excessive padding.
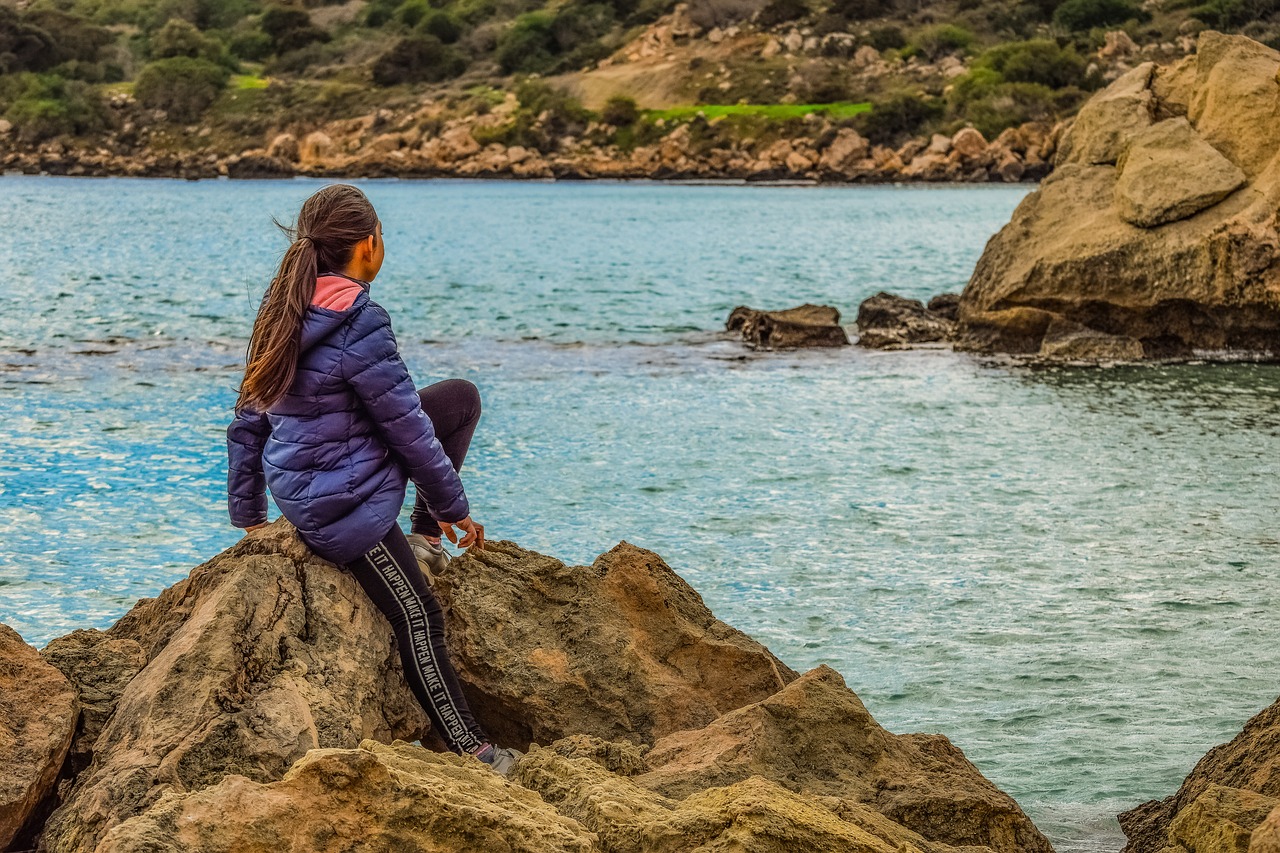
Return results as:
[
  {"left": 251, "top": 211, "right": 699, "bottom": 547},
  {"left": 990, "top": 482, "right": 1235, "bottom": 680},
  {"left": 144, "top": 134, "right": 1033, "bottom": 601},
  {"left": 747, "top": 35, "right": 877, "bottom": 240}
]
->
[{"left": 236, "top": 184, "right": 379, "bottom": 413}]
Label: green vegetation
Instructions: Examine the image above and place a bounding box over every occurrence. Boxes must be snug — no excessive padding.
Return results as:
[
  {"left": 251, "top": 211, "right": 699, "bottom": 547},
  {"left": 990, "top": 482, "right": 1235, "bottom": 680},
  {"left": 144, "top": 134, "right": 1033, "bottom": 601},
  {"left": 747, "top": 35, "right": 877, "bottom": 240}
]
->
[
  {"left": 134, "top": 56, "right": 230, "bottom": 122},
  {"left": 646, "top": 102, "right": 871, "bottom": 121}
]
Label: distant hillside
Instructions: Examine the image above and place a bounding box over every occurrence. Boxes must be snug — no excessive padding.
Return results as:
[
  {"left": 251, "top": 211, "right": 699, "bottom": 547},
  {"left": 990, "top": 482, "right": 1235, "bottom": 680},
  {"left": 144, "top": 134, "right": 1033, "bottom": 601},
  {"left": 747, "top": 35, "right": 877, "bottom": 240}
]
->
[{"left": 0, "top": 0, "right": 1276, "bottom": 168}]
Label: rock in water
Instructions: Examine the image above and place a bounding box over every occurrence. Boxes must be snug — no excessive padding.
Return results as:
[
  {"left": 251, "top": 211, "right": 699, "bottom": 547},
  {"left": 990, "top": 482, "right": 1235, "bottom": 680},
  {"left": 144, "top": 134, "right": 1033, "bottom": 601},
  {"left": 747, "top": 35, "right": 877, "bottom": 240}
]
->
[
  {"left": 433, "top": 540, "right": 797, "bottom": 748},
  {"left": 0, "top": 624, "right": 78, "bottom": 849},
  {"left": 959, "top": 32, "right": 1280, "bottom": 360},
  {"left": 855, "top": 292, "right": 957, "bottom": 348},
  {"left": 637, "top": 666, "right": 1054, "bottom": 853},
  {"left": 40, "top": 524, "right": 431, "bottom": 853},
  {"left": 1120, "top": 695, "right": 1280, "bottom": 853},
  {"left": 726, "top": 304, "right": 850, "bottom": 349}
]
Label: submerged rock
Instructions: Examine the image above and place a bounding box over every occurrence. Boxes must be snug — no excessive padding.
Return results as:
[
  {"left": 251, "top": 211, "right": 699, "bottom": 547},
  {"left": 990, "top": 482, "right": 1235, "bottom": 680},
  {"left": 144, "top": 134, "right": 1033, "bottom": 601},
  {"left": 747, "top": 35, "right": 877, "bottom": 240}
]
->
[
  {"left": 1119, "top": 695, "right": 1280, "bottom": 853},
  {"left": 34, "top": 523, "right": 1053, "bottom": 853},
  {"left": 0, "top": 624, "right": 78, "bottom": 850},
  {"left": 726, "top": 304, "right": 851, "bottom": 349},
  {"left": 958, "top": 32, "right": 1280, "bottom": 360},
  {"left": 855, "top": 292, "right": 957, "bottom": 349}
]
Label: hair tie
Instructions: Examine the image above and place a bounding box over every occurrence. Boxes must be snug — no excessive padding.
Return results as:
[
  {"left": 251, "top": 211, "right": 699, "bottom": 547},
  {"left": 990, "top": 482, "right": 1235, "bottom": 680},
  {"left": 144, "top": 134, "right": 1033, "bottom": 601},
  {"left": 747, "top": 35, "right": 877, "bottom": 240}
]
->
[{"left": 296, "top": 234, "right": 314, "bottom": 246}]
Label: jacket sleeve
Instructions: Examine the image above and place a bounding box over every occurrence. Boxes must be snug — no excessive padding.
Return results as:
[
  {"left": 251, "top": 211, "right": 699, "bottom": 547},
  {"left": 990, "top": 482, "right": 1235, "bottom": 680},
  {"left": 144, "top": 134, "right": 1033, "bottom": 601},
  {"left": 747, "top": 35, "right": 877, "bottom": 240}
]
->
[
  {"left": 227, "top": 408, "right": 272, "bottom": 528},
  {"left": 342, "top": 304, "right": 470, "bottom": 524}
]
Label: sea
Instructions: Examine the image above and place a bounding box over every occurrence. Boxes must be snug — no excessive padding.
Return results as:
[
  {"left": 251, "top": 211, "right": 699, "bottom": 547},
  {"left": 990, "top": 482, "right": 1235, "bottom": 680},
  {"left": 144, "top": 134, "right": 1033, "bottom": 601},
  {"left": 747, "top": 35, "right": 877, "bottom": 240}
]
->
[{"left": 2, "top": 175, "right": 1278, "bottom": 852}]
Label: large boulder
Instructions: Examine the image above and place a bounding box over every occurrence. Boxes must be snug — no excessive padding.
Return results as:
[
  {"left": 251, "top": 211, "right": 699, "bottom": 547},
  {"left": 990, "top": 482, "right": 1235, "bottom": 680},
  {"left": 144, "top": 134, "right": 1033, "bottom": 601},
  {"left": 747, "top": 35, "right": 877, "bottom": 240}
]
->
[
  {"left": 958, "top": 32, "right": 1280, "bottom": 360},
  {"left": 1119, "top": 693, "right": 1280, "bottom": 853},
  {"left": 432, "top": 540, "right": 798, "bottom": 749},
  {"left": 40, "top": 524, "right": 431, "bottom": 853},
  {"left": 0, "top": 624, "right": 79, "bottom": 850},
  {"left": 96, "top": 741, "right": 597, "bottom": 853},
  {"left": 726, "top": 304, "right": 851, "bottom": 349},
  {"left": 637, "top": 666, "right": 1053, "bottom": 853}
]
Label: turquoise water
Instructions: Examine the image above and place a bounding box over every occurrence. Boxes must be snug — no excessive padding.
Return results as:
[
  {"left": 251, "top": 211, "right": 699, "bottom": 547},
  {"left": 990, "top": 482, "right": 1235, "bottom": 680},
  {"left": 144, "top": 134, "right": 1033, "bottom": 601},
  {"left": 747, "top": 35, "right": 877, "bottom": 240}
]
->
[{"left": 3, "top": 176, "right": 1279, "bottom": 851}]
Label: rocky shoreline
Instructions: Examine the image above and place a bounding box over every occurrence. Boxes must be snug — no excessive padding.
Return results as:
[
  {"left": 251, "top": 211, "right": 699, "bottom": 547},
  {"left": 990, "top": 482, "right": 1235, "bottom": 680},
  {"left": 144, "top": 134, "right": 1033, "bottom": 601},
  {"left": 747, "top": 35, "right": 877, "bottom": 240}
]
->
[
  {"left": 1, "top": 524, "right": 1054, "bottom": 853},
  {"left": 0, "top": 100, "right": 1058, "bottom": 184}
]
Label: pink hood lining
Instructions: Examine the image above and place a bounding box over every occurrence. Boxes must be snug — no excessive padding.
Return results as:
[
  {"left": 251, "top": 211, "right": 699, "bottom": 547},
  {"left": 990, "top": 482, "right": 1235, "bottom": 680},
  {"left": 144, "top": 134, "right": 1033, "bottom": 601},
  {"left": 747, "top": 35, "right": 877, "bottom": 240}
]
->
[{"left": 313, "top": 275, "right": 363, "bottom": 311}]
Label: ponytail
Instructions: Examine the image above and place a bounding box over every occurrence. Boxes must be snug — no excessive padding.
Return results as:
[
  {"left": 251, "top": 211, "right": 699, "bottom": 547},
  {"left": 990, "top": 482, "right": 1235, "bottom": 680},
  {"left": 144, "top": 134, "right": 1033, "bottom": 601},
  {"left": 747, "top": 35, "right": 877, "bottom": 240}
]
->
[{"left": 236, "top": 184, "right": 380, "bottom": 414}]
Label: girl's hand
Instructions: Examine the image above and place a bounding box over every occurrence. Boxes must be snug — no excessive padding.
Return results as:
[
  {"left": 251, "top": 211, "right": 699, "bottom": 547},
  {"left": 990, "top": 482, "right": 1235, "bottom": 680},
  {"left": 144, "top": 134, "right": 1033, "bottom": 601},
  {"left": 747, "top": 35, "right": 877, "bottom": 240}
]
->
[{"left": 441, "top": 516, "right": 485, "bottom": 550}]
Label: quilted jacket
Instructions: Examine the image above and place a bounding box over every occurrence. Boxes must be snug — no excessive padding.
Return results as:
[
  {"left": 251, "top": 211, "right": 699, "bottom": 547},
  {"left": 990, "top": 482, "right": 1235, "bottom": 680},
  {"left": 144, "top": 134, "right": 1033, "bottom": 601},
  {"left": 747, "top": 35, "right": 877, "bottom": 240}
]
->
[{"left": 227, "top": 275, "right": 468, "bottom": 564}]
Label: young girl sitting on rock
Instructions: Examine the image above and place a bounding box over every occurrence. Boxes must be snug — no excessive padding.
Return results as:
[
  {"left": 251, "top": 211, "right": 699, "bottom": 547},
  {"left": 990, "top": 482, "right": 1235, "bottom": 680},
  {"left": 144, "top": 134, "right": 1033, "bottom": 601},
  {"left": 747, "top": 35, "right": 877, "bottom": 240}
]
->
[{"left": 225, "top": 183, "right": 521, "bottom": 775}]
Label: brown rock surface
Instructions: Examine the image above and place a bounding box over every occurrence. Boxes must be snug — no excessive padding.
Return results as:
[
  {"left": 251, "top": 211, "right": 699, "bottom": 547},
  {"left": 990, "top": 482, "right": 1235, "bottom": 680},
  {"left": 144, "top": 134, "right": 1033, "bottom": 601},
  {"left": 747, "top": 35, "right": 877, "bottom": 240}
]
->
[
  {"left": 1252, "top": 804, "right": 1280, "bottom": 852},
  {"left": 855, "top": 292, "right": 956, "bottom": 348},
  {"left": 725, "top": 304, "right": 851, "bottom": 349},
  {"left": 638, "top": 666, "right": 1053, "bottom": 853},
  {"left": 958, "top": 32, "right": 1280, "bottom": 359},
  {"left": 0, "top": 624, "right": 79, "bottom": 849},
  {"left": 1114, "top": 117, "right": 1246, "bottom": 227},
  {"left": 1120, "top": 695, "right": 1280, "bottom": 853},
  {"left": 433, "top": 540, "right": 797, "bottom": 749},
  {"left": 96, "top": 740, "right": 596, "bottom": 853},
  {"left": 40, "top": 524, "right": 431, "bottom": 853}
]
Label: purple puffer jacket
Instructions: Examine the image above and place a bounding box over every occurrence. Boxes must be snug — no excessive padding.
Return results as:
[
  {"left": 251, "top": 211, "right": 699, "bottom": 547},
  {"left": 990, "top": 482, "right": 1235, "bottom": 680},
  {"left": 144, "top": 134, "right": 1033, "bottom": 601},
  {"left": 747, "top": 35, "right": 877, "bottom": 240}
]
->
[{"left": 227, "top": 277, "right": 467, "bottom": 564}]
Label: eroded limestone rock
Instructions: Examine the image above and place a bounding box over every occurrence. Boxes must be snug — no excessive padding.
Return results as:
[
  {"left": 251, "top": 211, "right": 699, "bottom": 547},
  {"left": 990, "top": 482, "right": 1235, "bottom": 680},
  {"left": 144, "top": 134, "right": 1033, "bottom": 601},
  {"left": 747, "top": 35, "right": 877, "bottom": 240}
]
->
[
  {"left": 725, "top": 304, "right": 851, "bottom": 349},
  {"left": 855, "top": 292, "right": 956, "bottom": 349}
]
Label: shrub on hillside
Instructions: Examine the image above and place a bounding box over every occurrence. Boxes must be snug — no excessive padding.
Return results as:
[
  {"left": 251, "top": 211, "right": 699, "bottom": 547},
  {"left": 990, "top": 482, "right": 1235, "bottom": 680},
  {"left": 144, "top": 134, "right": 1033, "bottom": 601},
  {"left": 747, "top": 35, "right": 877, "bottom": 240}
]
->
[
  {"left": 229, "top": 29, "right": 273, "bottom": 60},
  {"left": 829, "top": 0, "right": 894, "bottom": 20},
  {"left": 0, "top": 7, "right": 58, "bottom": 73},
  {"left": 601, "top": 93, "right": 639, "bottom": 125},
  {"left": 974, "top": 39, "right": 1086, "bottom": 88},
  {"left": 2, "top": 72, "right": 105, "bottom": 141},
  {"left": 150, "top": 18, "right": 225, "bottom": 63},
  {"left": 855, "top": 91, "right": 944, "bottom": 144},
  {"left": 907, "top": 23, "right": 973, "bottom": 60},
  {"left": 371, "top": 34, "right": 466, "bottom": 84},
  {"left": 1188, "top": 0, "right": 1280, "bottom": 26},
  {"left": 955, "top": 80, "right": 1067, "bottom": 138},
  {"left": 133, "top": 56, "right": 229, "bottom": 122},
  {"left": 1051, "top": 0, "right": 1149, "bottom": 30},
  {"left": 865, "top": 25, "right": 905, "bottom": 50},
  {"left": 495, "top": 12, "right": 556, "bottom": 73},
  {"left": 757, "top": 0, "right": 809, "bottom": 26},
  {"left": 260, "top": 5, "right": 330, "bottom": 54},
  {"left": 420, "top": 10, "right": 464, "bottom": 43},
  {"left": 687, "top": 0, "right": 769, "bottom": 30}
]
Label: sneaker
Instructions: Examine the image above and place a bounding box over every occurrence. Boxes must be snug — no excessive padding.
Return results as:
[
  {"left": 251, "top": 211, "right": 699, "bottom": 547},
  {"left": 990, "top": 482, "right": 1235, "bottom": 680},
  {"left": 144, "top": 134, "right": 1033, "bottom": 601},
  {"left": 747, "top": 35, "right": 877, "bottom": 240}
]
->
[
  {"left": 407, "top": 533, "right": 450, "bottom": 585},
  {"left": 475, "top": 743, "right": 525, "bottom": 777}
]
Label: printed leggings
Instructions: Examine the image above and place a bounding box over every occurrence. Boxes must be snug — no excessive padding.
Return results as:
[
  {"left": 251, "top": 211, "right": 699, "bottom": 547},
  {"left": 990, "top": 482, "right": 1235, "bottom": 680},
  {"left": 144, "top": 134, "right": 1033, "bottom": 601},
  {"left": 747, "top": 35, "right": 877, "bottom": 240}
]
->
[
  {"left": 344, "top": 528, "right": 488, "bottom": 753},
  {"left": 343, "top": 379, "right": 487, "bottom": 754}
]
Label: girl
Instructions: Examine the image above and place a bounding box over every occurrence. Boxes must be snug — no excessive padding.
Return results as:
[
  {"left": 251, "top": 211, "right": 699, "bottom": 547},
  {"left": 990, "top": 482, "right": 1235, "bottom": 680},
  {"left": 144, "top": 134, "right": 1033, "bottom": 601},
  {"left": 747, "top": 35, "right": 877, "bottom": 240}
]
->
[{"left": 226, "top": 183, "right": 521, "bottom": 775}]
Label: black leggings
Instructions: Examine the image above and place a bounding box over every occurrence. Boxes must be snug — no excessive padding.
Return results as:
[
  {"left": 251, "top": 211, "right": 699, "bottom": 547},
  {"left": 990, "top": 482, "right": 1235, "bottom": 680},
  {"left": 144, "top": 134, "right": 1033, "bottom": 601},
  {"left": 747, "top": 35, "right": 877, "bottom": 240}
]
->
[
  {"left": 411, "top": 379, "right": 481, "bottom": 538},
  {"left": 344, "top": 525, "right": 488, "bottom": 753}
]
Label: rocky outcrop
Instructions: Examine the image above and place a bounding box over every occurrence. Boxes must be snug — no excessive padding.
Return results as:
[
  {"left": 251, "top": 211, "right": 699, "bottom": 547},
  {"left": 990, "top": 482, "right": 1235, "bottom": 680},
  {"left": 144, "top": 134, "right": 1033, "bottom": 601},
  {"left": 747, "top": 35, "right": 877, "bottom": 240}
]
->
[
  {"left": 855, "top": 292, "right": 957, "bottom": 349},
  {"left": 0, "top": 624, "right": 78, "bottom": 850},
  {"left": 1119, "top": 693, "right": 1280, "bottom": 853},
  {"left": 958, "top": 32, "right": 1280, "bottom": 361},
  {"left": 30, "top": 523, "right": 1052, "bottom": 853},
  {"left": 639, "top": 666, "right": 1052, "bottom": 853},
  {"left": 431, "top": 539, "right": 797, "bottom": 748},
  {"left": 726, "top": 304, "right": 850, "bottom": 349}
]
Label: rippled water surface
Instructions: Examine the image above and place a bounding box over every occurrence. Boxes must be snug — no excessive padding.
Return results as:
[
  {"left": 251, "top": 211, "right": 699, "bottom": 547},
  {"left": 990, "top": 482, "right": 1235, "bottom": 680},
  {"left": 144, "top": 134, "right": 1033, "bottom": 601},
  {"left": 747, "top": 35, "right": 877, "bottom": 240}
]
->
[{"left": 3, "top": 176, "right": 1278, "bottom": 851}]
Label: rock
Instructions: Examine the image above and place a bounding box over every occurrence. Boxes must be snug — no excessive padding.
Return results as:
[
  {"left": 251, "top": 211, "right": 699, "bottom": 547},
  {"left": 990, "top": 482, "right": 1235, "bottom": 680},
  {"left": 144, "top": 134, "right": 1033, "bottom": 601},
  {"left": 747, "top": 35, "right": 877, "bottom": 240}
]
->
[
  {"left": 516, "top": 745, "right": 946, "bottom": 853},
  {"left": 1057, "top": 62, "right": 1156, "bottom": 165},
  {"left": 1038, "top": 319, "right": 1145, "bottom": 361},
  {"left": 1253, "top": 804, "right": 1280, "bottom": 852},
  {"left": 783, "top": 29, "right": 803, "bottom": 52},
  {"left": 0, "top": 624, "right": 79, "bottom": 850},
  {"left": 1187, "top": 31, "right": 1280, "bottom": 178},
  {"left": 818, "top": 128, "right": 870, "bottom": 173},
  {"left": 225, "top": 152, "right": 294, "bottom": 178},
  {"left": 298, "top": 131, "right": 335, "bottom": 165},
  {"left": 951, "top": 127, "right": 987, "bottom": 159},
  {"left": 855, "top": 292, "right": 955, "bottom": 348},
  {"left": 638, "top": 666, "right": 1053, "bottom": 853},
  {"left": 926, "top": 133, "right": 951, "bottom": 155},
  {"left": 40, "top": 524, "right": 431, "bottom": 853},
  {"left": 265, "top": 132, "right": 298, "bottom": 162},
  {"left": 40, "top": 630, "right": 147, "bottom": 780},
  {"left": 852, "top": 44, "right": 881, "bottom": 68},
  {"left": 761, "top": 37, "right": 781, "bottom": 58},
  {"left": 1100, "top": 29, "right": 1139, "bottom": 61},
  {"left": 927, "top": 292, "right": 962, "bottom": 321},
  {"left": 959, "top": 33, "right": 1280, "bottom": 359},
  {"left": 96, "top": 740, "right": 596, "bottom": 853},
  {"left": 1115, "top": 116, "right": 1247, "bottom": 227},
  {"left": 725, "top": 304, "right": 851, "bottom": 349},
  {"left": 1120, "top": 693, "right": 1280, "bottom": 853},
  {"left": 432, "top": 540, "right": 796, "bottom": 749},
  {"left": 0, "top": 118, "right": 12, "bottom": 135}
]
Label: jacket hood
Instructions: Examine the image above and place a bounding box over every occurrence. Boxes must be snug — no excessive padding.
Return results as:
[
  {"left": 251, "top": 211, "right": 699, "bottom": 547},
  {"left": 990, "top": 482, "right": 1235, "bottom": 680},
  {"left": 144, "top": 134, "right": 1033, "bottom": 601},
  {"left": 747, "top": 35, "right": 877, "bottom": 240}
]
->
[{"left": 300, "top": 281, "right": 369, "bottom": 353}]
